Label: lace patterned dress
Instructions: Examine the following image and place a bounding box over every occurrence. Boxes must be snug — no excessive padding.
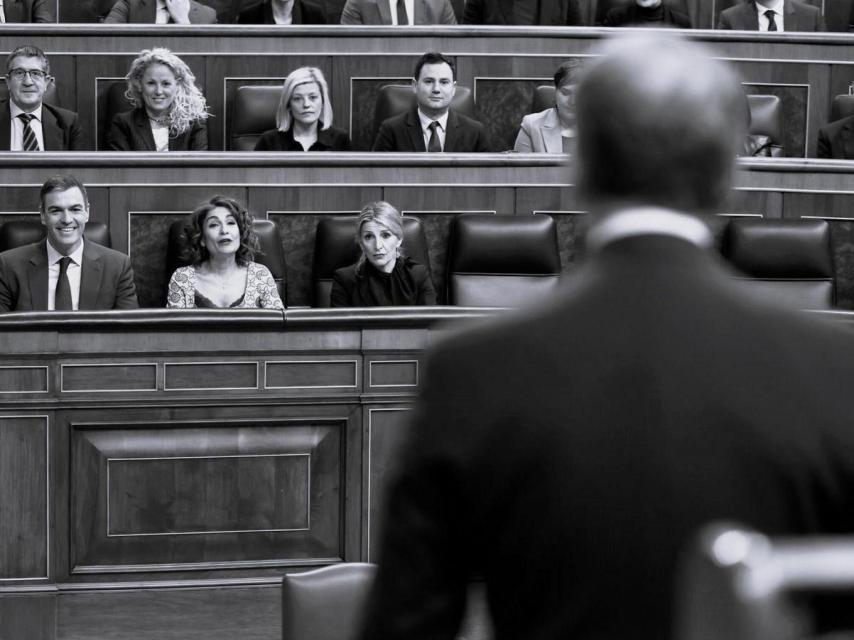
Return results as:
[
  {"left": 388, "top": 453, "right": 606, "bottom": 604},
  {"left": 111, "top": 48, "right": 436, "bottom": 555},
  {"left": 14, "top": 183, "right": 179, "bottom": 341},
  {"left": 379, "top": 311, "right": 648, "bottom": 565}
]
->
[{"left": 166, "top": 262, "right": 284, "bottom": 309}]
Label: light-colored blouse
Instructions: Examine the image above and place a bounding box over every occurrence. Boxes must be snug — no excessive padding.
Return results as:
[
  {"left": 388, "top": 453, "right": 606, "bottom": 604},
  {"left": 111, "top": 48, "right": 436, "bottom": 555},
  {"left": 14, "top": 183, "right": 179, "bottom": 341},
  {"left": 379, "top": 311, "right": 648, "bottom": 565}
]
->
[{"left": 166, "top": 262, "right": 284, "bottom": 309}]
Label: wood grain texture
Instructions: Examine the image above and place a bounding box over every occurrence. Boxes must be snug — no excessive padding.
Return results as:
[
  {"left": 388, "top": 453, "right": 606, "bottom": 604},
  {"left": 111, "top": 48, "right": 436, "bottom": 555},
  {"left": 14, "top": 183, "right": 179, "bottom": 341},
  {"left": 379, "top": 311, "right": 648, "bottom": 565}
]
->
[
  {"left": 0, "top": 366, "right": 48, "bottom": 393},
  {"left": 164, "top": 362, "right": 258, "bottom": 390},
  {"left": 0, "top": 593, "right": 56, "bottom": 640},
  {"left": 62, "top": 364, "right": 155, "bottom": 392}
]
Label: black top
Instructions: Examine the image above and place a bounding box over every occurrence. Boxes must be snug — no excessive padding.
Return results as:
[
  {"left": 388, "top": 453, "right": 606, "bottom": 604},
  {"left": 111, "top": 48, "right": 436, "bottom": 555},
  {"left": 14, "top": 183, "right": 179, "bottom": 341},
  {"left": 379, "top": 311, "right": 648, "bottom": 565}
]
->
[
  {"left": 254, "top": 126, "right": 352, "bottom": 151},
  {"left": 330, "top": 257, "right": 436, "bottom": 307},
  {"left": 194, "top": 290, "right": 245, "bottom": 308},
  {"left": 603, "top": 4, "right": 691, "bottom": 27},
  {"left": 107, "top": 108, "right": 208, "bottom": 151}
]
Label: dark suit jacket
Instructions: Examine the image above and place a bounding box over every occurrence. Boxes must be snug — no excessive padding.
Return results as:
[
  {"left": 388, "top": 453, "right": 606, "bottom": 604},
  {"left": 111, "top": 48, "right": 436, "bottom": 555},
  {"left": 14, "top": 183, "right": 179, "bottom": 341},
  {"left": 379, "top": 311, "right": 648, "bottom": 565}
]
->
[
  {"left": 340, "top": 0, "right": 456, "bottom": 24},
  {"left": 717, "top": 0, "right": 825, "bottom": 31},
  {"left": 603, "top": 4, "right": 691, "bottom": 27},
  {"left": 372, "top": 108, "right": 491, "bottom": 152},
  {"left": 107, "top": 108, "right": 208, "bottom": 151},
  {"left": 330, "top": 259, "right": 436, "bottom": 307},
  {"left": 463, "top": 0, "right": 580, "bottom": 24},
  {"left": 0, "top": 100, "right": 84, "bottom": 151},
  {"left": 0, "top": 240, "right": 139, "bottom": 311},
  {"left": 254, "top": 125, "right": 351, "bottom": 151},
  {"left": 4, "top": 0, "right": 55, "bottom": 22},
  {"left": 360, "top": 231, "right": 854, "bottom": 640},
  {"left": 236, "top": 0, "right": 327, "bottom": 23},
  {"left": 103, "top": 0, "right": 218, "bottom": 22},
  {"left": 816, "top": 114, "right": 854, "bottom": 159}
]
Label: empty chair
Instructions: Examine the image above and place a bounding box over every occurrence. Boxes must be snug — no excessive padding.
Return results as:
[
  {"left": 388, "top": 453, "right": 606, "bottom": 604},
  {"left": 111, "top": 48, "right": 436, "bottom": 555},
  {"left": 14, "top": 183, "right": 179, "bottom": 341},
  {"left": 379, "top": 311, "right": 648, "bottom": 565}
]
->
[
  {"left": 371, "top": 83, "right": 474, "bottom": 148},
  {"left": 282, "top": 563, "right": 376, "bottom": 640},
  {"left": 746, "top": 94, "right": 784, "bottom": 156},
  {"left": 230, "top": 85, "right": 283, "bottom": 151},
  {"left": 0, "top": 219, "right": 110, "bottom": 252},
  {"left": 445, "top": 213, "right": 561, "bottom": 307},
  {"left": 722, "top": 217, "right": 834, "bottom": 309},
  {"left": 311, "top": 215, "right": 431, "bottom": 307}
]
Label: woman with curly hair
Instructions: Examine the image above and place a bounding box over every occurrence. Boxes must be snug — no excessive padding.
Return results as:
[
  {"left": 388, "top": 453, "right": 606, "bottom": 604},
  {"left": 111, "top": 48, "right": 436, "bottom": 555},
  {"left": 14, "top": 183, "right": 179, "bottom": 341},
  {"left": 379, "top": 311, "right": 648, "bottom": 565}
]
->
[
  {"left": 108, "top": 48, "right": 209, "bottom": 151},
  {"left": 166, "top": 196, "right": 284, "bottom": 309}
]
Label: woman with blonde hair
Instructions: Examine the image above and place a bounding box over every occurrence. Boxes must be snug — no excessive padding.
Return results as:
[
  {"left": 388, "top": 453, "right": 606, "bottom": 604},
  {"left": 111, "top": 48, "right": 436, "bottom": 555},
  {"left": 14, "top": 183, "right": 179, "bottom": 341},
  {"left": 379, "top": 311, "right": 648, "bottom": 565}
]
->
[
  {"left": 254, "top": 66, "right": 351, "bottom": 151},
  {"left": 108, "top": 47, "right": 209, "bottom": 151}
]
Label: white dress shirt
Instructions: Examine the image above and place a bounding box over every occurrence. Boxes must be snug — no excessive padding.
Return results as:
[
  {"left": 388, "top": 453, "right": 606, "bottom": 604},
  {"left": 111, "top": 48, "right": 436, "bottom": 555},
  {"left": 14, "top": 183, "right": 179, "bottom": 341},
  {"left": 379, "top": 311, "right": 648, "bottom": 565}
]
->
[
  {"left": 271, "top": 0, "right": 295, "bottom": 23},
  {"left": 387, "top": 0, "right": 415, "bottom": 24},
  {"left": 585, "top": 207, "right": 713, "bottom": 253},
  {"left": 755, "top": 0, "right": 784, "bottom": 31},
  {"left": 46, "top": 239, "right": 84, "bottom": 311},
  {"left": 417, "top": 109, "right": 448, "bottom": 151},
  {"left": 9, "top": 102, "right": 45, "bottom": 151},
  {"left": 150, "top": 120, "right": 169, "bottom": 152}
]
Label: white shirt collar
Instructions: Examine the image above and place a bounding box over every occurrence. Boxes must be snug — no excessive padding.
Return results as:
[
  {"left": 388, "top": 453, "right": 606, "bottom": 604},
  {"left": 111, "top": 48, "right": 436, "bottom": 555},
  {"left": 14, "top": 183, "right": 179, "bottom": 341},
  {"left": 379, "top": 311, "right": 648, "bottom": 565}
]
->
[
  {"left": 756, "top": 0, "right": 784, "bottom": 16},
  {"left": 45, "top": 237, "right": 85, "bottom": 266},
  {"left": 417, "top": 108, "right": 449, "bottom": 132},
  {"left": 585, "top": 207, "right": 713, "bottom": 253},
  {"left": 10, "top": 101, "right": 43, "bottom": 122}
]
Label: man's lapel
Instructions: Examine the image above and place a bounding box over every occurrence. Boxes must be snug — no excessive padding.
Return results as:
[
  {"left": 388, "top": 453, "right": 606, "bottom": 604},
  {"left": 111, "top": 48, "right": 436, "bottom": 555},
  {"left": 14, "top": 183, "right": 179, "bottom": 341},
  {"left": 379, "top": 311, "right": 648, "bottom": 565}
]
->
[
  {"left": 413, "top": 0, "right": 430, "bottom": 24},
  {"left": 443, "top": 110, "right": 458, "bottom": 152},
  {"left": 41, "top": 106, "right": 62, "bottom": 151},
  {"left": 79, "top": 242, "right": 104, "bottom": 310},
  {"left": 374, "top": 0, "right": 392, "bottom": 23},
  {"left": 27, "top": 240, "right": 49, "bottom": 310},
  {"left": 497, "top": 0, "right": 514, "bottom": 24},
  {"left": 405, "top": 109, "right": 426, "bottom": 151},
  {"left": 0, "top": 101, "right": 11, "bottom": 151}
]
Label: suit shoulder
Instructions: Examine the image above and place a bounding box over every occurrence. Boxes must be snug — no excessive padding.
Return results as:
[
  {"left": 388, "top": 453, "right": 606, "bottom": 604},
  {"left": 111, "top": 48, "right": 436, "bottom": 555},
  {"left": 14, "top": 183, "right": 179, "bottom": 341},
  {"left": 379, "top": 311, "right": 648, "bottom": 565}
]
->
[
  {"left": 455, "top": 111, "right": 485, "bottom": 130},
  {"left": 379, "top": 112, "right": 408, "bottom": 130},
  {"left": 0, "top": 241, "right": 42, "bottom": 265},
  {"left": 332, "top": 263, "right": 359, "bottom": 284},
  {"left": 88, "top": 242, "right": 131, "bottom": 264},
  {"left": 521, "top": 108, "right": 552, "bottom": 127},
  {"left": 44, "top": 103, "right": 80, "bottom": 124}
]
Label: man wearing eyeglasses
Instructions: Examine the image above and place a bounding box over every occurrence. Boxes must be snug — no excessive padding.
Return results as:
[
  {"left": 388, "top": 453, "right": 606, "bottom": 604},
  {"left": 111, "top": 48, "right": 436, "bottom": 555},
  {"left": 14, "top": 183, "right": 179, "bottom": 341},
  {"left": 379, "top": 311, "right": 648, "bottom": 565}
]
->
[{"left": 0, "top": 45, "right": 84, "bottom": 151}]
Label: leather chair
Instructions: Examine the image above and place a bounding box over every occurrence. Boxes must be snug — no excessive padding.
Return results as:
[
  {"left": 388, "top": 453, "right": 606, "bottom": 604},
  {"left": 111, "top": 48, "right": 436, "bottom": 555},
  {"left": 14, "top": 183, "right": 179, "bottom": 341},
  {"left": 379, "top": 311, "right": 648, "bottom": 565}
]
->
[
  {"left": 166, "top": 218, "right": 287, "bottom": 300},
  {"left": 0, "top": 219, "right": 110, "bottom": 252},
  {"left": 311, "top": 215, "right": 431, "bottom": 307},
  {"left": 722, "top": 217, "right": 834, "bottom": 310},
  {"left": 230, "top": 85, "right": 283, "bottom": 151},
  {"left": 100, "top": 80, "right": 135, "bottom": 150},
  {"left": 371, "top": 84, "right": 475, "bottom": 148},
  {"left": 746, "top": 94, "right": 783, "bottom": 155},
  {"left": 531, "top": 85, "right": 555, "bottom": 114},
  {"left": 830, "top": 94, "right": 854, "bottom": 123},
  {"left": 282, "top": 563, "right": 377, "bottom": 640},
  {"left": 445, "top": 213, "right": 561, "bottom": 307}
]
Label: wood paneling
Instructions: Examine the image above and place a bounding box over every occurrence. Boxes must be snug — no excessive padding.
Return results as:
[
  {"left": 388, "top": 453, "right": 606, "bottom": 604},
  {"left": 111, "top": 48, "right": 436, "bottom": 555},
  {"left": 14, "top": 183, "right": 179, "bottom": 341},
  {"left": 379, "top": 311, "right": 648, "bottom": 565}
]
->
[
  {"left": 266, "top": 359, "right": 359, "bottom": 389},
  {"left": 368, "top": 359, "right": 419, "bottom": 388},
  {"left": 0, "top": 366, "right": 49, "bottom": 393},
  {"left": 0, "top": 594, "right": 55, "bottom": 640},
  {"left": 164, "top": 362, "right": 258, "bottom": 390},
  {"left": 61, "top": 363, "right": 156, "bottom": 392}
]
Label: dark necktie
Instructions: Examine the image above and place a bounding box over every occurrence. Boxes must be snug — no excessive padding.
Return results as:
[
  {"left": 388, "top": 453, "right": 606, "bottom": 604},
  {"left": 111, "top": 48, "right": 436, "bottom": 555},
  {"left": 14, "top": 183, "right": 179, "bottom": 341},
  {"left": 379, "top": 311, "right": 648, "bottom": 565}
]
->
[
  {"left": 55, "top": 256, "right": 73, "bottom": 311},
  {"left": 427, "top": 121, "right": 442, "bottom": 152},
  {"left": 764, "top": 9, "right": 778, "bottom": 31},
  {"left": 396, "top": 0, "right": 408, "bottom": 24},
  {"left": 18, "top": 113, "right": 40, "bottom": 151}
]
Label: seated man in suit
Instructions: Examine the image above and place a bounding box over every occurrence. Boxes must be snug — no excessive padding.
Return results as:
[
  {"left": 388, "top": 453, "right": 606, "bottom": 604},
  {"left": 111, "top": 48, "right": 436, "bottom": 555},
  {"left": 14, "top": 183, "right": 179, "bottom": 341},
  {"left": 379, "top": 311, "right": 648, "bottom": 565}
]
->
[
  {"left": 340, "top": 0, "right": 456, "bottom": 24},
  {"left": 717, "top": 0, "right": 825, "bottom": 31},
  {"left": 104, "top": 0, "right": 218, "bottom": 23},
  {"left": 603, "top": 0, "right": 691, "bottom": 27},
  {"left": 372, "top": 52, "right": 491, "bottom": 152},
  {"left": 1, "top": 46, "right": 84, "bottom": 151},
  {"left": 236, "top": 0, "right": 327, "bottom": 22},
  {"left": 2, "top": 0, "right": 55, "bottom": 22},
  {"left": 816, "top": 113, "right": 854, "bottom": 158},
  {"left": 0, "top": 175, "right": 139, "bottom": 311},
  {"left": 463, "top": 0, "right": 580, "bottom": 24}
]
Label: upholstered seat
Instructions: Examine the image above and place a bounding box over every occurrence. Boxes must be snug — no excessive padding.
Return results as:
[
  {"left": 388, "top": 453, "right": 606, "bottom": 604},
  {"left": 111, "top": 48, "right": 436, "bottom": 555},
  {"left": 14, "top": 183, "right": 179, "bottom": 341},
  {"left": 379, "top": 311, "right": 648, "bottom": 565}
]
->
[
  {"left": 746, "top": 94, "right": 783, "bottom": 155},
  {"left": 722, "top": 217, "right": 834, "bottom": 310},
  {"left": 371, "top": 84, "right": 475, "bottom": 147},
  {"left": 311, "top": 215, "right": 431, "bottom": 307},
  {"left": 0, "top": 219, "right": 110, "bottom": 252},
  {"left": 230, "top": 85, "right": 283, "bottom": 151},
  {"left": 445, "top": 213, "right": 561, "bottom": 307},
  {"left": 830, "top": 93, "right": 854, "bottom": 123}
]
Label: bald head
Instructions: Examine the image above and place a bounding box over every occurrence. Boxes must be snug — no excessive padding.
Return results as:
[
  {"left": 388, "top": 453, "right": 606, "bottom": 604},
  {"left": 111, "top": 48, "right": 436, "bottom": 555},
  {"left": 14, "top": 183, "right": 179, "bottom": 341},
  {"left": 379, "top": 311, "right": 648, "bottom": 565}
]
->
[{"left": 575, "top": 34, "right": 747, "bottom": 214}]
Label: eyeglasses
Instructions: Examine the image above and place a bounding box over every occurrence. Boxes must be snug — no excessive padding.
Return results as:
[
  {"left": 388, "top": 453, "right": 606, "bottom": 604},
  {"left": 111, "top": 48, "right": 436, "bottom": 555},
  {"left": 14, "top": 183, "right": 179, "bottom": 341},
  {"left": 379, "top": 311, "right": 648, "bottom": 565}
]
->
[{"left": 7, "top": 68, "right": 48, "bottom": 81}]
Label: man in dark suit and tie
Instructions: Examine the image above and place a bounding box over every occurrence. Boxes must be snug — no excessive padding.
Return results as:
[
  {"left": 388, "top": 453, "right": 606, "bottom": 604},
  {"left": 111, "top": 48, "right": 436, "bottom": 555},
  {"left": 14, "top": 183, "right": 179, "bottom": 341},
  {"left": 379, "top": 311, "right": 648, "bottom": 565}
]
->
[
  {"left": 0, "top": 46, "right": 84, "bottom": 151},
  {"left": 463, "top": 0, "right": 580, "bottom": 24},
  {"left": 1, "top": 0, "right": 55, "bottom": 22},
  {"left": 372, "top": 52, "right": 491, "bottom": 152},
  {"left": 104, "top": 0, "right": 218, "bottom": 23},
  {"left": 360, "top": 33, "right": 854, "bottom": 640},
  {"left": 0, "top": 175, "right": 139, "bottom": 311},
  {"left": 717, "top": 0, "right": 825, "bottom": 31},
  {"left": 340, "top": 0, "right": 456, "bottom": 24}
]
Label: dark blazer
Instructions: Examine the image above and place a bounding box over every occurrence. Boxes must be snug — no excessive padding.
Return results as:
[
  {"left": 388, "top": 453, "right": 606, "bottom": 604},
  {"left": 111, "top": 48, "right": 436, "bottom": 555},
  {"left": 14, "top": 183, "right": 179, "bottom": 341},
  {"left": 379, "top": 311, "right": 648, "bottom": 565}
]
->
[
  {"left": 372, "top": 108, "right": 491, "bottom": 152},
  {"left": 0, "top": 100, "right": 84, "bottom": 151},
  {"left": 340, "top": 0, "right": 456, "bottom": 24},
  {"left": 103, "top": 0, "right": 218, "bottom": 22},
  {"left": 236, "top": 0, "right": 327, "bottom": 23},
  {"left": 463, "top": 0, "right": 580, "bottom": 24},
  {"left": 0, "top": 240, "right": 139, "bottom": 311},
  {"left": 254, "top": 126, "right": 351, "bottom": 151},
  {"left": 360, "top": 231, "right": 854, "bottom": 640},
  {"left": 330, "top": 259, "right": 436, "bottom": 307},
  {"left": 817, "top": 114, "right": 854, "bottom": 159},
  {"left": 4, "top": 0, "right": 55, "bottom": 22},
  {"left": 603, "top": 4, "right": 691, "bottom": 27},
  {"left": 107, "top": 108, "right": 208, "bottom": 151},
  {"left": 717, "top": 0, "right": 825, "bottom": 31}
]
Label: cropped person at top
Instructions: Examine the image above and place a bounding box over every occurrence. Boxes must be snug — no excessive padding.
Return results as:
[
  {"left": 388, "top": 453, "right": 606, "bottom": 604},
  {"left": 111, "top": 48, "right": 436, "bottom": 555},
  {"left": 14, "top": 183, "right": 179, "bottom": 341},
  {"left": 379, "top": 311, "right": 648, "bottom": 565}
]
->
[
  {"left": 340, "top": 0, "right": 457, "bottom": 24},
  {"left": 330, "top": 202, "right": 436, "bottom": 307},
  {"left": 603, "top": 0, "right": 691, "bottom": 27},
  {"left": 166, "top": 196, "right": 284, "bottom": 309},
  {"left": 104, "top": 0, "right": 217, "bottom": 23},
  {"left": 254, "top": 67, "right": 351, "bottom": 151},
  {"left": 1, "top": 45, "right": 84, "bottom": 151},
  {"left": 236, "top": 0, "right": 328, "bottom": 23},
  {"left": 514, "top": 60, "right": 579, "bottom": 154},
  {"left": 463, "top": 0, "right": 580, "bottom": 24},
  {"left": 717, "top": 0, "right": 825, "bottom": 31},
  {"left": 372, "top": 52, "right": 491, "bottom": 152},
  {"left": 108, "top": 48, "right": 209, "bottom": 152},
  {"left": 1, "top": 0, "right": 55, "bottom": 22}
]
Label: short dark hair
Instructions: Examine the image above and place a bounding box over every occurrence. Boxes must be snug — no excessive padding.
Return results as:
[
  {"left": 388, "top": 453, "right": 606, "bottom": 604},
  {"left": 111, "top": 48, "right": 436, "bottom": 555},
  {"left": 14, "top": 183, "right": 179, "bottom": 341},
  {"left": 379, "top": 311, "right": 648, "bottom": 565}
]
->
[
  {"left": 40, "top": 175, "right": 88, "bottom": 211},
  {"left": 553, "top": 60, "right": 581, "bottom": 88},
  {"left": 6, "top": 45, "right": 49, "bottom": 75},
  {"left": 413, "top": 52, "right": 455, "bottom": 82},
  {"left": 184, "top": 195, "right": 258, "bottom": 267}
]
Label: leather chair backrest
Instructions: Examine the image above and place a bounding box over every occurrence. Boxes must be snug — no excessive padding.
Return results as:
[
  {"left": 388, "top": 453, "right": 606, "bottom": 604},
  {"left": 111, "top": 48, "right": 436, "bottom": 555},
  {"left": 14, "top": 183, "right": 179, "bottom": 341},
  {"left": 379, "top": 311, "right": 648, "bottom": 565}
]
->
[
  {"left": 312, "top": 215, "right": 431, "bottom": 307},
  {"left": 166, "top": 217, "right": 287, "bottom": 301},
  {"left": 747, "top": 94, "right": 782, "bottom": 146},
  {"left": 531, "top": 85, "right": 555, "bottom": 114},
  {"left": 830, "top": 94, "right": 854, "bottom": 123},
  {"left": 446, "top": 213, "right": 562, "bottom": 307},
  {"left": 281, "top": 563, "right": 377, "bottom": 640},
  {"left": 0, "top": 219, "right": 110, "bottom": 252},
  {"left": 101, "top": 80, "right": 135, "bottom": 150},
  {"left": 230, "top": 85, "right": 283, "bottom": 151},
  {"left": 372, "top": 84, "right": 475, "bottom": 146},
  {"left": 722, "top": 217, "right": 834, "bottom": 310},
  {"left": 0, "top": 80, "right": 60, "bottom": 107}
]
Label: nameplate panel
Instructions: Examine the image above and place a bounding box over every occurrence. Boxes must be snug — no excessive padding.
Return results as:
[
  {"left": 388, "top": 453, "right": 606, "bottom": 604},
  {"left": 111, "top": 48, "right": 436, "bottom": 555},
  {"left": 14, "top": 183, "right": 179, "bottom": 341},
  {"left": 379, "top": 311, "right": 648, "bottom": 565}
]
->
[
  {"left": 0, "top": 366, "right": 48, "bottom": 393},
  {"left": 368, "top": 360, "right": 418, "bottom": 388},
  {"left": 265, "top": 360, "right": 359, "bottom": 390},
  {"left": 61, "top": 363, "right": 156, "bottom": 392},
  {"left": 164, "top": 362, "right": 259, "bottom": 391}
]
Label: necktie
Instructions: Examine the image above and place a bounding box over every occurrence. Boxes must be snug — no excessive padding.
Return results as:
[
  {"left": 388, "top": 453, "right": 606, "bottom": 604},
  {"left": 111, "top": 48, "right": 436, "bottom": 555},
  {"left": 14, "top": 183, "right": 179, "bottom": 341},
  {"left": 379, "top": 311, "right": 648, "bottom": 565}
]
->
[
  {"left": 765, "top": 9, "right": 778, "bottom": 31},
  {"left": 396, "top": 0, "right": 408, "bottom": 25},
  {"left": 55, "top": 256, "right": 73, "bottom": 311},
  {"left": 18, "top": 113, "right": 40, "bottom": 151},
  {"left": 427, "top": 121, "right": 442, "bottom": 152}
]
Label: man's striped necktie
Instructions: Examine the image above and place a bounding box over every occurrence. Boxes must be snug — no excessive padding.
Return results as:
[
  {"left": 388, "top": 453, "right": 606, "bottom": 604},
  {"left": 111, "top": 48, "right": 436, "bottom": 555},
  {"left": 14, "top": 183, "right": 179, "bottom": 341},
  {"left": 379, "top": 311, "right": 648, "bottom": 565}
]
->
[{"left": 18, "top": 113, "right": 41, "bottom": 151}]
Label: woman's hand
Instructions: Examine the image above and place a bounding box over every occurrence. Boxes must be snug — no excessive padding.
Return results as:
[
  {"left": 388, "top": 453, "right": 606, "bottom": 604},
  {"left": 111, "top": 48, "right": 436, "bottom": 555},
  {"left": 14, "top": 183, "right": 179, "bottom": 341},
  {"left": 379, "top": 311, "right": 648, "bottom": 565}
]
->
[{"left": 166, "top": 0, "right": 192, "bottom": 24}]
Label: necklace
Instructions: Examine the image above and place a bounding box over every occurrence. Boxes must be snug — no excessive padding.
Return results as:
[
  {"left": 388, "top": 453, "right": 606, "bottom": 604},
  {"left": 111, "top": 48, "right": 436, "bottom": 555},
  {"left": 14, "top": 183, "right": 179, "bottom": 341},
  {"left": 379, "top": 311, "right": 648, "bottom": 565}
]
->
[{"left": 148, "top": 115, "right": 169, "bottom": 126}]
